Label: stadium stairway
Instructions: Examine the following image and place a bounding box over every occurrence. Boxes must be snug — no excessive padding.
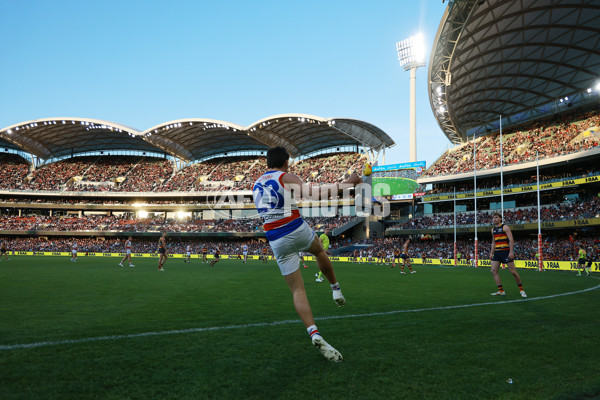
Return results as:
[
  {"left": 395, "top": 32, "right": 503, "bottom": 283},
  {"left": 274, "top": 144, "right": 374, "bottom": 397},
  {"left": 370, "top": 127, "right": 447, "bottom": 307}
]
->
[{"left": 332, "top": 217, "right": 363, "bottom": 237}]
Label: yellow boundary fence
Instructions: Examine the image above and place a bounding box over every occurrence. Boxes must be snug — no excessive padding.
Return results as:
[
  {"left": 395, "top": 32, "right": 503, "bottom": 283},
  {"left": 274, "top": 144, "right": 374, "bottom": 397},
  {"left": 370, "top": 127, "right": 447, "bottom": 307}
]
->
[{"left": 6, "top": 251, "right": 599, "bottom": 272}]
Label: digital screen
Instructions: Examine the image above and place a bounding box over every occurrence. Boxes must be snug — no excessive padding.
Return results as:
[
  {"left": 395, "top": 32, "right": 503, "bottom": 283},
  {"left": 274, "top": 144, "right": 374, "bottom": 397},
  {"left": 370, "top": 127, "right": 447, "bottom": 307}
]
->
[{"left": 372, "top": 161, "right": 426, "bottom": 197}]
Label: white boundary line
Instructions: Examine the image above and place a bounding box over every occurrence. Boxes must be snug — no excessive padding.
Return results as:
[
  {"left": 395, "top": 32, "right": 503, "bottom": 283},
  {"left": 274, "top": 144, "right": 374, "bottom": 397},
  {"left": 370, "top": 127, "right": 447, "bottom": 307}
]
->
[{"left": 2, "top": 282, "right": 599, "bottom": 351}]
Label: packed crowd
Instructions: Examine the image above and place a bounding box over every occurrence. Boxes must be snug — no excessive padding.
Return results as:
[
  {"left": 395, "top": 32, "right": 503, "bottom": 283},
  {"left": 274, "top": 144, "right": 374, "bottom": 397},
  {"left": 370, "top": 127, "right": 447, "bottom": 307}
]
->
[
  {"left": 423, "top": 110, "right": 600, "bottom": 177},
  {"left": 0, "top": 152, "right": 365, "bottom": 193},
  {"left": 157, "top": 161, "right": 220, "bottom": 192},
  {"left": 0, "top": 214, "right": 354, "bottom": 233},
  {"left": 113, "top": 159, "right": 174, "bottom": 192},
  {"left": 374, "top": 168, "right": 421, "bottom": 180},
  {"left": 0, "top": 236, "right": 271, "bottom": 255},
  {"left": 394, "top": 198, "right": 600, "bottom": 230},
  {"left": 427, "top": 167, "right": 600, "bottom": 196},
  {"left": 0, "top": 154, "right": 30, "bottom": 190},
  {"left": 289, "top": 152, "right": 365, "bottom": 184}
]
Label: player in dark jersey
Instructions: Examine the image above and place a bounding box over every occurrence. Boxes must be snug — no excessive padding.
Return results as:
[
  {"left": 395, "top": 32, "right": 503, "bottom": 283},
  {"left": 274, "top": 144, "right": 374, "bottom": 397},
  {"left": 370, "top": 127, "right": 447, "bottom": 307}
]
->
[
  {"left": 400, "top": 239, "right": 415, "bottom": 274},
  {"left": 157, "top": 232, "right": 168, "bottom": 271},
  {"left": 489, "top": 213, "right": 526, "bottom": 297},
  {"left": 200, "top": 246, "right": 208, "bottom": 263},
  {"left": 392, "top": 248, "right": 401, "bottom": 268},
  {"left": 0, "top": 241, "right": 9, "bottom": 261},
  {"left": 584, "top": 246, "right": 595, "bottom": 276},
  {"left": 210, "top": 247, "right": 221, "bottom": 266}
]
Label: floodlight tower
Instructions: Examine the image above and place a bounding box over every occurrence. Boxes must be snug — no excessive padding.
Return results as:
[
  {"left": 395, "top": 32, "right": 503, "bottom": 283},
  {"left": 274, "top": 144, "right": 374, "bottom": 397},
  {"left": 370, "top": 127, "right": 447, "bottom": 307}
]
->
[{"left": 396, "top": 33, "right": 426, "bottom": 162}]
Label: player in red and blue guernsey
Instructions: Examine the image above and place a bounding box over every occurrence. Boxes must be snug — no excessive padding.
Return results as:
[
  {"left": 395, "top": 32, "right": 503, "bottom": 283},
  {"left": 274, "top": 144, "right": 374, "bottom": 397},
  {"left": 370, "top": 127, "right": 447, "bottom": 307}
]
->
[{"left": 252, "top": 146, "right": 362, "bottom": 362}]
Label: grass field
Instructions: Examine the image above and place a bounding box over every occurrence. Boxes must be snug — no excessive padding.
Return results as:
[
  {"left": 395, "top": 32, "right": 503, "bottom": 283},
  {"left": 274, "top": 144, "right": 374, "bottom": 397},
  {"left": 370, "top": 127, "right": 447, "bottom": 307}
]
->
[
  {"left": 1, "top": 256, "right": 599, "bottom": 400},
  {"left": 372, "top": 177, "right": 419, "bottom": 196}
]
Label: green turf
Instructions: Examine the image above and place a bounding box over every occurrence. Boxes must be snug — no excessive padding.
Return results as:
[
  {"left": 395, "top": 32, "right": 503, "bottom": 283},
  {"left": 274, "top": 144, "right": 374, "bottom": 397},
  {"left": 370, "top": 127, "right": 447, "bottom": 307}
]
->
[
  {"left": 373, "top": 177, "right": 419, "bottom": 196},
  {"left": 1, "top": 256, "right": 599, "bottom": 399}
]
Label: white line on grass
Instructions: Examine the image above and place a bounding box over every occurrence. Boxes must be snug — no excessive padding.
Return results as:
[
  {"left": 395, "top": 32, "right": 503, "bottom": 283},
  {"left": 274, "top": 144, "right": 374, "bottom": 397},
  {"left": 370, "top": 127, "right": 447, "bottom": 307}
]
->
[{"left": 2, "top": 282, "right": 599, "bottom": 351}]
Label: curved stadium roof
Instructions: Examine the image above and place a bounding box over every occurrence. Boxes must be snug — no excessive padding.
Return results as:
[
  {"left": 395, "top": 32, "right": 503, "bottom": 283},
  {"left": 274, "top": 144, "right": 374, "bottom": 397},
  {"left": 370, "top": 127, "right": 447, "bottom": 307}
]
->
[
  {"left": 0, "top": 118, "right": 155, "bottom": 160},
  {"left": 0, "top": 114, "right": 394, "bottom": 162},
  {"left": 429, "top": 0, "right": 600, "bottom": 144}
]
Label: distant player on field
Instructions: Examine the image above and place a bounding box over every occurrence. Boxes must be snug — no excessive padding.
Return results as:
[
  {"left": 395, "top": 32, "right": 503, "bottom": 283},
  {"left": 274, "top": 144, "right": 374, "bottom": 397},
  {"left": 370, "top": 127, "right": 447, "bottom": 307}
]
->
[
  {"left": 202, "top": 245, "right": 208, "bottom": 263},
  {"left": 1, "top": 241, "right": 8, "bottom": 260},
  {"left": 585, "top": 247, "right": 595, "bottom": 275},
  {"left": 392, "top": 248, "right": 401, "bottom": 267},
  {"left": 400, "top": 239, "right": 415, "bottom": 274},
  {"left": 157, "top": 232, "right": 168, "bottom": 271},
  {"left": 184, "top": 243, "right": 192, "bottom": 263},
  {"left": 242, "top": 244, "right": 248, "bottom": 263},
  {"left": 1, "top": 241, "right": 10, "bottom": 261},
  {"left": 119, "top": 236, "right": 135, "bottom": 267},
  {"left": 71, "top": 241, "right": 78, "bottom": 262},
  {"left": 489, "top": 212, "right": 526, "bottom": 297},
  {"left": 210, "top": 247, "right": 221, "bottom": 266},
  {"left": 300, "top": 252, "right": 309, "bottom": 268}
]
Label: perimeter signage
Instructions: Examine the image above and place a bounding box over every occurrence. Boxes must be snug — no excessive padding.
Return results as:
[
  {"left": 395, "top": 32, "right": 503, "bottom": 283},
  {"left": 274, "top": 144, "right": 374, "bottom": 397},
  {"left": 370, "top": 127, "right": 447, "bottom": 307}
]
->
[{"left": 422, "top": 173, "right": 600, "bottom": 202}]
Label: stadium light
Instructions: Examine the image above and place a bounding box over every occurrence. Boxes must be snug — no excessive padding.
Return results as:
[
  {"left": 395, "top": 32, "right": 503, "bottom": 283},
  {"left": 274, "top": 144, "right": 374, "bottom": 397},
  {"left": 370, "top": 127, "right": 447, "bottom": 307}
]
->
[{"left": 396, "top": 33, "right": 426, "bottom": 162}]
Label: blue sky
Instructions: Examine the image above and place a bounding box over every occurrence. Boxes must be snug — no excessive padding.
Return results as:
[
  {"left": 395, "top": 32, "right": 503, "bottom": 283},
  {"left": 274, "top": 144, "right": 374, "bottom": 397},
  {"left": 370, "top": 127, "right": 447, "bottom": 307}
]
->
[{"left": 0, "top": 0, "right": 449, "bottom": 167}]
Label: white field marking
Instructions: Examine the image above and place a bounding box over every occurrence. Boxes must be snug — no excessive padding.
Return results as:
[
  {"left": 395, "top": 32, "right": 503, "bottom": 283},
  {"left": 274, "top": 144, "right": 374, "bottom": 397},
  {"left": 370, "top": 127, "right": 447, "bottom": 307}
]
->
[{"left": 2, "top": 282, "right": 599, "bottom": 351}]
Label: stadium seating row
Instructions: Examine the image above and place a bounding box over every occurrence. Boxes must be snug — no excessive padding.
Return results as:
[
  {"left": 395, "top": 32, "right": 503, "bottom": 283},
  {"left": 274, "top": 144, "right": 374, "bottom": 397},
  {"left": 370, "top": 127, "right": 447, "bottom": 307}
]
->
[
  {"left": 0, "top": 152, "right": 365, "bottom": 192},
  {"left": 423, "top": 110, "right": 600, "bottom": 177}
]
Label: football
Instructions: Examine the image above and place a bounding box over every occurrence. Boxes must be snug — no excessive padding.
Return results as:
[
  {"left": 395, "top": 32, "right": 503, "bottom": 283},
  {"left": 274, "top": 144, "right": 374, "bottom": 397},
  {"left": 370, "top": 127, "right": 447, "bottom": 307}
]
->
[{"left": 363, "top": 163, "right": 372, "bottom": 176}]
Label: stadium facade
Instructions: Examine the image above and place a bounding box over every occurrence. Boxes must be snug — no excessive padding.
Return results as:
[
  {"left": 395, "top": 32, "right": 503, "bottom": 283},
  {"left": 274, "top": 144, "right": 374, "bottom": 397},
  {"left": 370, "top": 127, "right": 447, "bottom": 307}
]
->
[
  {"left": 381, "top": 0, "right": 600, "bottom": 269},
  {"left": 1, "top": 0, "right": 599, "bottom": 267}
]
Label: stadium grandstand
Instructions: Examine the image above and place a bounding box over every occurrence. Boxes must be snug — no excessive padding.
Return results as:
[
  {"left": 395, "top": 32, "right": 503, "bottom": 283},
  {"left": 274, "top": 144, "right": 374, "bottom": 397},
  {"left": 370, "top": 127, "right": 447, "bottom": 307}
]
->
[
  {"left": 0, "top": 114, "right": 394, "bottom": 253},
  {"left": 1, "top": 1, "right": 600, "bottom": 269},
  {"left": 382, "top": 0, "right": 600, "bottom": 268}
]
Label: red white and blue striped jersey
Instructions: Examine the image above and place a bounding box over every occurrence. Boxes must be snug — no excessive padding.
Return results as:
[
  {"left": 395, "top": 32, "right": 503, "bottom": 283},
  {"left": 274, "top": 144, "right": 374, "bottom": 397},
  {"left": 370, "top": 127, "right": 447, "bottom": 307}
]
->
[
  {"left": 253, "top": 170, "right": 302, "bottom": 241},
  {"left": 493, "top": 224, "right": 509, "bottom": 251}
]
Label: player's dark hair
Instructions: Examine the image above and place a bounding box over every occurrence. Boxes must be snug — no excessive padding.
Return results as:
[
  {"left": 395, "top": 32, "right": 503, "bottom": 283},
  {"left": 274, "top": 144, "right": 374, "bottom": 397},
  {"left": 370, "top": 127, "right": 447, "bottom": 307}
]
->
[
  {"left": 267, "top": 146, "right": 289, "bottom": 168},
  {"left": 492, "top": 212, "right": 502, "bottom": 220}
]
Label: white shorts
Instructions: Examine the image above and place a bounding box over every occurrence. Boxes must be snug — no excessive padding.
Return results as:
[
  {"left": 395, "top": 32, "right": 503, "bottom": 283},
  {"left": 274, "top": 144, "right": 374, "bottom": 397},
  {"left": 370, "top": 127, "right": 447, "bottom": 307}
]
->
[
  {"left": 186, "top": 252, "right": 191, "bottom": 257},
  {"left": 126, "top": 249, "right": 131, "bottom": 255},
  {"left": 269, "top": 221, "right": 315, "bottom": 276},
  {"left": 72, "top": 250, "right": 77, "bottom": 255},
  {"left": 243, "top": 251, "right": 248, "bottom": 256}
]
